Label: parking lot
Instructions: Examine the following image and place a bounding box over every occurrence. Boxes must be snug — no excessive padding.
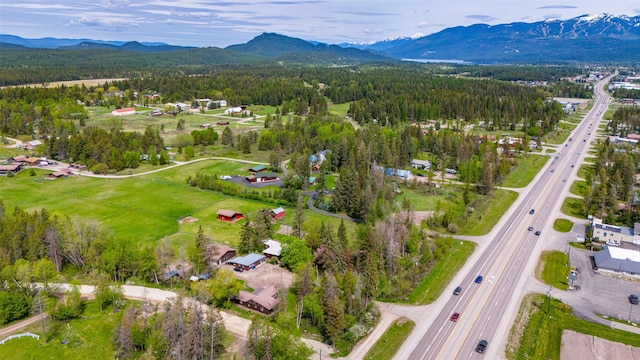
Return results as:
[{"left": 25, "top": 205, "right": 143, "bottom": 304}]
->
[{"left": 566, "top": 247, "right": 640, "bottom": 324}]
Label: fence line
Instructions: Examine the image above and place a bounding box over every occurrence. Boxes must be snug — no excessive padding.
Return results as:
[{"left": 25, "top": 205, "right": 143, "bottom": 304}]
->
[{"left": 0, "top": 332, "right": 40, "bottom": 345}]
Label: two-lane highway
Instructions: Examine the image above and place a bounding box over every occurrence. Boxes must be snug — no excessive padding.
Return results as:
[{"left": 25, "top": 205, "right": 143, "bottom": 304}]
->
[{"left": 396, "top": 73, "right": 615, "bottom": 360}]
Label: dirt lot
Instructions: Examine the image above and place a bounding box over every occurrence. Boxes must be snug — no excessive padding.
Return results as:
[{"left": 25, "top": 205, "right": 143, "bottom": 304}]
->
[
  {"left": 230, "top": 263, "right": 293, "bottom": 290},
  {"left": 561, "top": 330, "right": 640, "bottom": 360}
]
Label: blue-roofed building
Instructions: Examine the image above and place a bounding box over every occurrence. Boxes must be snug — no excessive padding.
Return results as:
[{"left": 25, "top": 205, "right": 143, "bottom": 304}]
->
[{"left": 226, "top": 253, "right": 266, "bottom": 271}]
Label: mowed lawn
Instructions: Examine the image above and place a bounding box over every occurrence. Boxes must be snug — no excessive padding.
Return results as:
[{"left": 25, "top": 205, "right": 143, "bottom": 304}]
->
[{"left": 0, "top": 160, "right": 276, "bottom": 245}]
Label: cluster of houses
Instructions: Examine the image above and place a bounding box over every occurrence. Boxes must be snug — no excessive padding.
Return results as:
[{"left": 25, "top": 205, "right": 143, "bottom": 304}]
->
[
  {"left": 163, "top": 237, "right": 285, "bottom": 314},
  {"left": 0, "top": 155, "right": 74, "bottom": 179},
  {"left": 245, "top": 165, "right": 280, "bottom": 183}
]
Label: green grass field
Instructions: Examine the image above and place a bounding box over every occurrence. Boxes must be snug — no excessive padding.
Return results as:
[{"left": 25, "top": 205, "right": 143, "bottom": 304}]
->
[
  {"left": 364, "top": 318, "right": 415, "bottom": 360},
  {"left": 537, "top": 250, "right": 569, "bottom": 291},
  {"left": 501, "top": 154, "right": 549, "bottom": 188},
  {"left": 1, "top": 160, "right": 280, "bottom": 246},
  {"left": 561, "top": 197, "right": 585, "bottom": 219},
  {"left": 553, "top": 219, "right": 573, "bottom": 232},
  {"left": 460, "top": 189, "right": 519, "bottom": 236},
  {"left": 569, "top": 180, "right": 587, "bottom": 196},
  {"left": 399, "top": 186, "right": 460, "bottom": 212},
  {"left": 327, "top": 102, "right": 351, "bottom": 117},
  {"left": 407, "top": 239, "right": 476, "bottom": 304},
  {"left": 0, "top": 301, "right": 120, "bottom": 360},
  {"left": 507, "top": 293, "right": 640, "bottom": 360}
]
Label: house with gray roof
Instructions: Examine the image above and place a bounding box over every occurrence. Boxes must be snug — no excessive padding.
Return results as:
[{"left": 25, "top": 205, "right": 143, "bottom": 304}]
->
[
  {"left": 226, "top": 253, "right": 265, "bottom": 271},
  {"left": 594, "top": 246, "right": 640, "bottom": 275}
]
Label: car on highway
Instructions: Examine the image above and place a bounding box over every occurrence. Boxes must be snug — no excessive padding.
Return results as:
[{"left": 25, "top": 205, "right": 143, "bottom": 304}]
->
[
  {"left": 529, "top": 209, "right": 535, "bottom": 214},
  {"left": 450, "top": 312, "right": 460, "bottom": 322},
  {"left": 528, "top": 226, "right": 534, "bottom": 231},
  {"left": 535, "top": 230, "right": 541, "bottom": 236},
  {"left": 476, "top": 339, "right": 488, "bottom": 354},
  {"left": 630, "top": 294, "right": 639, "bottom": 305},
  {"left": 453, "top": 286, "right": 462, "bottom": 295},
  {"left": 475, "top": 275, "right": 483, "bottom": 284}
]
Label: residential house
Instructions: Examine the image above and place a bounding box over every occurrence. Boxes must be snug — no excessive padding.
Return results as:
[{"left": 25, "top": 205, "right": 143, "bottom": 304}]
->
[
  {"left": 308, "top": 176, "right": 317, "bottom": 186},
  {"left": 209, "top": 244, "right": 236, "bottom": 266},
  {"left": 234, "top": 285, "right": 278, "bottom": 315},
  {"left": 111, "top": 108, "right": 136, "bottom": 116},
  {"left": 0, "top": 163, "right": 21, "bottom": 175},
  {"left": 223, "top": 106, "right": 247, "bottom": 115},
  {"left": 217, "top": 209, "right": 243, "bottom": 222},
  {"left": 48, "top": 171, "right": 69, "bottom": 179},
  {"left": 270, "top": 207, "right": 285, "bottom": 220},
  {"left": 189, "top": 273, "right": 211, "bottom": 282},
  {"left": 226, "top": 253, "right": 265, "bottom": 271},
  {"left": 263, "top": 239, "right": 282, "bottom": 259},
  {"left": 246, "top": 171, "right": 279, "bottom": 183}
]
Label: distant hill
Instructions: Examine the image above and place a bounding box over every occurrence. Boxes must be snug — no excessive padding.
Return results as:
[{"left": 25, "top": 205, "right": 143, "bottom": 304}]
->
[
  {"left": 376, "top": 14, "right": 640, "bottom": 63},
  {"left": 0, "top": 34, "right": 184, "bottom": 51},
  {"left": 226, "top": 32, "right": 394, "bottom": 64},
  {"left": 58, "top": 41, "right": 192, "bottom": 53}
]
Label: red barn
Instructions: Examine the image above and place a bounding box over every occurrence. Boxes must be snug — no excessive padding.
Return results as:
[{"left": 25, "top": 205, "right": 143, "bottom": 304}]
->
[
  {"left": 270, "top": 207, "right": 285, "bottom": 220},
  {"left": 217, "top": 209, "right": 243, "bottom": 222}
]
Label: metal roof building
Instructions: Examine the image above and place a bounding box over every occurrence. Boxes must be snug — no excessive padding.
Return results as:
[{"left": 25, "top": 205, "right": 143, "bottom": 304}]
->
[{"left": 594, "top": 246, "right": 640, "bottom": 275}]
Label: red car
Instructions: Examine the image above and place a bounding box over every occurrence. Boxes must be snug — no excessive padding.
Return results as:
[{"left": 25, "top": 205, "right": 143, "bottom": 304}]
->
[{"left": 450, "top": 312, "right": 460, "bottom": 322}]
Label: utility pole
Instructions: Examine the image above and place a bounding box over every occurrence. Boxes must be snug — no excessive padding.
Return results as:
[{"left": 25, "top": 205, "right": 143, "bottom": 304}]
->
[{"left": 547, "top": 285, "right": 552, "bottom": 316}]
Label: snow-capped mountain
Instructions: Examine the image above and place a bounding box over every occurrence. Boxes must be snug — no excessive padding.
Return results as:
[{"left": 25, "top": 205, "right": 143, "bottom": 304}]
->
[{"left": 365, "top": 13, "right": 640, "bottom": 63}]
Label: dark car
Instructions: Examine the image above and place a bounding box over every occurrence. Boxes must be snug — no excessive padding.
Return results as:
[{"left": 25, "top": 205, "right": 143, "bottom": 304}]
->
[
  {"left": 450, "top": 312, "right": 460, "bottom": 322},
  {"left": 529, "top": 209, "right": 535, "bottom": 215},
  {"left": 453, "top": 286, "right": 462, "bottom": 295},
  {"left": 233, "top": 267, "right": 243, "bottom": 272},
  {"left": 630, "top": 294, "right": 639, "bottom": 305},
  {"left": 475, "top": 275, "right": 483, "bottom": 284},
  {"left": 527, "top": 226, "right": 534, "bottom": 231},
  {"left": 535, "top": 230, "right": 541, "bottom": 236},
  {"left": 476, "top": 339, "right": 488, "bottom": 354}
]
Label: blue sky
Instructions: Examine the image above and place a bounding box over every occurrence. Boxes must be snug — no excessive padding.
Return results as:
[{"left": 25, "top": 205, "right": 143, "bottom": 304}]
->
[{"left": 1, "top": 1, "right": 639, "bottom": 47}]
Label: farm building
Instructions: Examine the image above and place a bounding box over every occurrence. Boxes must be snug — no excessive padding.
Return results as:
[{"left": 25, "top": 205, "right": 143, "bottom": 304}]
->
[
  {"left": 0, "top": 163, "right": 22, "bottom": 175},
  {"left": 234, "top": 285, "right": 278, "bottom": 315},
  {"left": 22, "top": 140, "right": 43, "bottom": 150},
  {"left": 246, "top": 171, "right": 279, "bottom": 183},
  {"left": 209, "top": 244, "right": 236, "bottom": 266},
  {"left": 111, "top": 108, "right": 136, "bottom": 116},
  {"left": 263, "top": 239, "right": 282, "bottom": 259},
  {"left": 217, "top": 209, "right": 243, "bottom": 222},
  {"left": 248, "top": 165, "right": 268, "bottom": 173},
  {"left": 226, "top": 253, "right": 265, "bottom": 271},
  {"left": 270, "top": 207, "right": 285, "bottom": 220}
]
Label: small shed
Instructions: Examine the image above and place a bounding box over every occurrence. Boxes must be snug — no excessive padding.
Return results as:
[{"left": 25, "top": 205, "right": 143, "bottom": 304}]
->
[
  {"left": 248, "top": 165, "right": 267, "bottom": 173},
  {"left": 48, "top": 171, "right": 68, "bottom": 179},
  {"left": 270, "top": 207, "right": 285, "bottom": 220},
  {"left": 226, "top": 253, "right": 265, "bottom": 271},
  {"left": 217, "top": 209, "right": 243, "bottom": 222}
]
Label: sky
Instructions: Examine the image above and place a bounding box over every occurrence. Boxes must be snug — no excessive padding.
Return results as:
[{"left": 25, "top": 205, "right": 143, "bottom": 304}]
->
[{"left": 1, "top": 1, "right": 640, "bottom": 48}]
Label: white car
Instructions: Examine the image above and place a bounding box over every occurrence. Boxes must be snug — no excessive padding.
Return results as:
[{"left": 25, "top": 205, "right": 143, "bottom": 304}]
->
[{"left": 220, "top": 175, "right": 232, "bottom": 180}]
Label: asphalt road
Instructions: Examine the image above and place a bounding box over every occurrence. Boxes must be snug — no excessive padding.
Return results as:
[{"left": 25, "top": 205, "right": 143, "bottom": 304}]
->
[{"left": 394, "top": 73, "right": 616, "bottom": 360}]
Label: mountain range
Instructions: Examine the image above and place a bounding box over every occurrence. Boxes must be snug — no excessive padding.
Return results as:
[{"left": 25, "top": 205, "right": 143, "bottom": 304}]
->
[{"left": 3, "top": 14, "right": 640, "bottom": 63}]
